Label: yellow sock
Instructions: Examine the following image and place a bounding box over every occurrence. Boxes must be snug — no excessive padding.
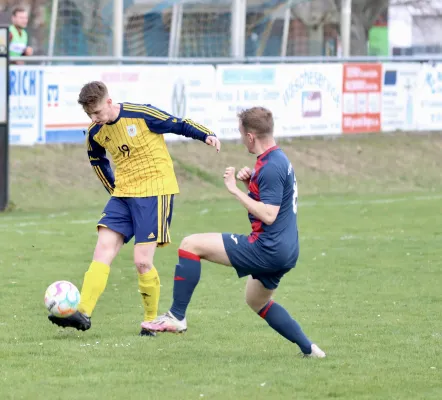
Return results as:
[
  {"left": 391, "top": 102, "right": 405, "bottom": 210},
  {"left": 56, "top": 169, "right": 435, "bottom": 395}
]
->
[
  {"left": 138, "top": 267, "right": 160, "bottom": 322},
  {"left": 78, "top": 261, "right": 110, "bottom": 317}
]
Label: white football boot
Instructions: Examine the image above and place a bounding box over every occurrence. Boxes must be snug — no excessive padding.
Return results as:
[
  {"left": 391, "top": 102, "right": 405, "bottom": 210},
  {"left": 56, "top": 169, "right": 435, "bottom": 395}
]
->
[{"left": 141, "top": 311, "right": 187, "bottom": 333}]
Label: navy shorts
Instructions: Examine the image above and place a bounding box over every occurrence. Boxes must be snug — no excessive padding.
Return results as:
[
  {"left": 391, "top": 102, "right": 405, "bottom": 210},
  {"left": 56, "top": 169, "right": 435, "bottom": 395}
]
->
[
  {"left": 222, "top": 233, "right": 298, "bottom": 290},
  {"left": 98, "top": 195, "right": 174, "bottom": 245}
]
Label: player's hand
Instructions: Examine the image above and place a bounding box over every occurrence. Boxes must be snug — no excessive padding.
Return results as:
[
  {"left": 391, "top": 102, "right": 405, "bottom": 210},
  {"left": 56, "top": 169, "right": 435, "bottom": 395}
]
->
[
  {"left": 206, "top": 135, "right": 221, "bottom": 153},
  {"left": 24, "top": 46, "right": 33, "bottom": 56},
  {"left": 224, "top": 167, "right": 238, "bottom": 194},
  {"left": 236, "top": 167, "right": 252, "bottom": 182}
]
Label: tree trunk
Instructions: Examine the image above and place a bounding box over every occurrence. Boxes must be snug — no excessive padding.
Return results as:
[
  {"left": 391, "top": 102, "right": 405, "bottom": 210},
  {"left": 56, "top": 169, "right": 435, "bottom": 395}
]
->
[{"left": 350, "top": 10, "right": 368, "bottom": 56}]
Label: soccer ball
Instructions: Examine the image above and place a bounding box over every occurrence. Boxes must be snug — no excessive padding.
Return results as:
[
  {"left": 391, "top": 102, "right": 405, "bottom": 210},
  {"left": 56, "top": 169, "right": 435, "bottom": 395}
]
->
[{"left": 44, "top": 280, "right": 80, "bottom": 318}]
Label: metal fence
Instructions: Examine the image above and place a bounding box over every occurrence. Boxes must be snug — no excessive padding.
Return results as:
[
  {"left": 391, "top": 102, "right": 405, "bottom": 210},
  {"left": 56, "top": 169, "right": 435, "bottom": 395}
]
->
[
  {"left": 4, "top": 0, "right": 342, "bottom": 58},
  {"left": 3, "top": 0, "right": 442, "bottom": 62},
  {"left": 10, "top": 54, "right": 442, "bottom": 65}
]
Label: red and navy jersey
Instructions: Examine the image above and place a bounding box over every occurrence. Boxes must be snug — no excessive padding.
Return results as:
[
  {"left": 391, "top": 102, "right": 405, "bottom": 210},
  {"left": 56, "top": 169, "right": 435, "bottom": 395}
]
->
[{"left": 248, "top": 146, "right": 299, "bottom": 255}]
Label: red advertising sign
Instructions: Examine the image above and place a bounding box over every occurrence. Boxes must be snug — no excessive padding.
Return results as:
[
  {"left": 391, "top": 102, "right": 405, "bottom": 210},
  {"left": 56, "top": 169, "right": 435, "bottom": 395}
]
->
[{"left": 342, "top": 63, "right": 382, "bottom": 133}]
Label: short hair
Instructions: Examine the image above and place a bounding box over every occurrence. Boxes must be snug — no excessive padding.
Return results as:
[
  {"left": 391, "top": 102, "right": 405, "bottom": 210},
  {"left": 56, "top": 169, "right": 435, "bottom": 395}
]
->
[
  {"left": 12, "top": 7, "right": 27, "bottom": 16},
  {"left": 237, "top": 107, "right": 274, "bottom": 138},
  {"left": 78, "top": 81, "right": 108, "bottom": 109}
]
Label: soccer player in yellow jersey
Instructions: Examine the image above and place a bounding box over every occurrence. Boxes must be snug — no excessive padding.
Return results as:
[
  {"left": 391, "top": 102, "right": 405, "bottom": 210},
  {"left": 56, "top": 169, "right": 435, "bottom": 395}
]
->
[{"left": 48, "top": 81, "right": 221, "bottom": 336}]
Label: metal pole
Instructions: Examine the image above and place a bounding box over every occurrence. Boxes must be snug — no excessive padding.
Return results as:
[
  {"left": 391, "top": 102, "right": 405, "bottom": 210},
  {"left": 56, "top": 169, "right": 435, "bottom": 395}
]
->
[
  {"left": 168, "top": 3, "right": 179, "bottom": 58},
  {"left": 230, "top": 0, "right": 238, "bottom": 57},
  {"left": 239, "top": 0, "right": 247, "bottom": 58},
  {"left": 174, "top": 2, "right": 183, "bottom": 58},
  {"left": 340, "top": 0, "right": 352, "bottom": 57},
  {"left": 48, "top": 0, "right": 59, "bottom": 58},
  {"left": 113, "top": 0, "right": 124, "bottom": 58},
  {"left": 231, "top": 0, "right": 246, "bottom": 59},
  {"left": 281, "top": 0, "right": 292, "bottom": 57},
  {"left": 0, "top": 26, "right": 9, "bottom": 212}
]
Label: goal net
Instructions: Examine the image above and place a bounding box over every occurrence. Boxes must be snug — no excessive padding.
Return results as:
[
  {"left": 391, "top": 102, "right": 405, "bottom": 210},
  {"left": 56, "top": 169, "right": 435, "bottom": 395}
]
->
[
  {"left": 41, "top": 0, "right": 339, "bottom": 58},
  {"left": 245, "top": 0, "right": 338, "bottom": 57},
  {"left": 47, "top": 0, "right": 113, "bottom": 56},
  {"left": 125, "top": 0, "right": 233, "bottom": 58},
  {"left": 124, "top": 0, "right": 174, "bottom": 57}
]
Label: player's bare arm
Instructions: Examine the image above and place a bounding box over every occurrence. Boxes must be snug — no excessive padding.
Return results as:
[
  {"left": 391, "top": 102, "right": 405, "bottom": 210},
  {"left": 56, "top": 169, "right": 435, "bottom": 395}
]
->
[{"left": 224, "top": 167, "right": 279, "bottom": 225}]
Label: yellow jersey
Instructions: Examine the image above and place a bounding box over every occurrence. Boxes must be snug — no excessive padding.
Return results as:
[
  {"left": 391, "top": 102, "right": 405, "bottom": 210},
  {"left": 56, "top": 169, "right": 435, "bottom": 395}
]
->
[{"left": 86, "top": 102, "right": 215, "bottom": 197}]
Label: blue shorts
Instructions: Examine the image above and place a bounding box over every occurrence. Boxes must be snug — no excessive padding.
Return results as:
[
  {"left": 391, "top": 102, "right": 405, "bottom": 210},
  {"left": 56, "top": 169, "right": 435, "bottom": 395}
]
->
[
  {"left": 98, "top": 195, "right": 174, "bottom": 246},
  {"left": 222, "top": 233, "right": 298, "bottom": 290}
]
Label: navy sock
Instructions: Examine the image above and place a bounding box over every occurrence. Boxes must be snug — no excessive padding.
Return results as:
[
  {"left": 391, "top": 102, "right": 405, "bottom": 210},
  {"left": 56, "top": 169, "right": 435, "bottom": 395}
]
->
[
  {"left": 258, "top": 300, "right": 312, "bottom": 354},
  {"left": 169, "top": 249, "right": 201, "bottom": 321}
]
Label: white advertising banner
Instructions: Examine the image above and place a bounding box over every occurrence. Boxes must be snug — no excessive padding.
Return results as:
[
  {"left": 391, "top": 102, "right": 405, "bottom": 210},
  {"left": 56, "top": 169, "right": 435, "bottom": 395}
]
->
[
  {"left": 381, "top": 63, "right": 420, "bottom": 132},
  {"left": 141, "top": 65, "right": 216, "bottom": 141},
  {"left": 43, "top": 66, "right": 100, "bottom": 142},
  {"left": 279, "top": 64, "right": 342, "bottom": 136},
  {"left": 215, "top": 65, "right": 282, "bottom": 139},
  {"left": 9, "top": 66, "right": 44, "bottom": 145},
  {"left": 215, "top": 64, "right": 342, "bottom": 139},
  {"left": 414, "top": 62, "right": 442, "bottom": 131},
  {"left": 9, "top": 62, "right": 438, "bottom": 145},
  {"left": 43, "top": 65, "right": 216, "bottom": 143}
]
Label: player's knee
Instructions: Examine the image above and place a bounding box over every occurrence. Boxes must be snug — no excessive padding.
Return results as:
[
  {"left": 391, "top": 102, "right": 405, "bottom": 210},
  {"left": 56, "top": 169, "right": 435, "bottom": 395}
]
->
[
  {"left": 245, "top": 292, "right": 268, "bottom": 313},
  {"left": 93, "top": 240, "right": 119, "bottom": 264},
  {"left": 179, "top": 235, "right": 199, "bottom": 254},
  {"left": 134, "top": 258, "right": 154, "bottom": 274},
  {"left": 133, "top": 243, "right": 156, "bottom": 273}
]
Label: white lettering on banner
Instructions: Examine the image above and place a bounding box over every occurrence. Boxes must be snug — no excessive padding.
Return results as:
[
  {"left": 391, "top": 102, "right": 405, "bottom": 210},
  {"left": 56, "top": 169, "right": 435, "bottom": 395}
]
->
[
  {"left": 381, "top": 63, "right": 420, "bottom": 132},
  {"left": 343, "top": 116, "right": 380, "bottom": 129},
  {"left": 414, "top": 63, "right": 442, "bottom": 130},
  {"left": 345, "top": 80, "right": 379, "bottom": 91},
  {"left": 346, "top": 67, "right": 379, "bottom": 79},
  {"left": 9, "top": 67, "right": 44, "bottom": 145}
]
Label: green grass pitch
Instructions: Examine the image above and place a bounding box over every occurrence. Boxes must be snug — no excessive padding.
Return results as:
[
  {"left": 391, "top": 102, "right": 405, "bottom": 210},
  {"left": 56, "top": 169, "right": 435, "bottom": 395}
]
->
[{"left": 0, "top": 135, "right": 441, "bottom": 399}]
